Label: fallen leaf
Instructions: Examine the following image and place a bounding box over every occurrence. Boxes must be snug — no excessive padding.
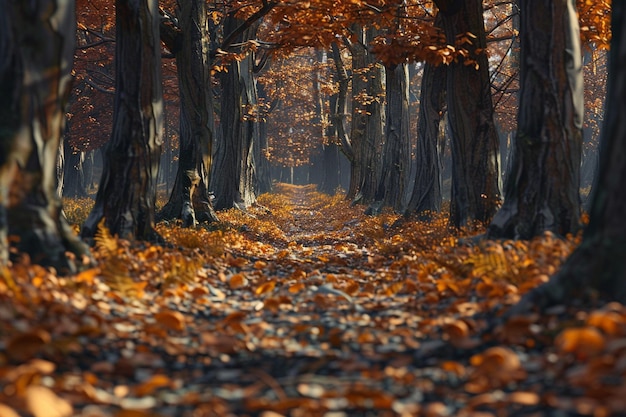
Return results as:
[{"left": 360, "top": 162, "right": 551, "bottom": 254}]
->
[
  {"left": 229, "top": 273, "right": 249, "bottom": 289},
  {"left": 154, "top": 310, "right": 186, "bottom": 332},
  {"left": 134, "top": 374, "right": 172, "bottom": 396},
  {"left": 26, "top": 385, "right": 73, "bottom": 417},
  {"left": 255, "top": 280, "right": 276, "bottom": 296},
  {"left": 7, "top": 329, "right": 51, "bottom": 361},
  {"left": 555, "top": 326, "right": 606, "bottom": 358}
]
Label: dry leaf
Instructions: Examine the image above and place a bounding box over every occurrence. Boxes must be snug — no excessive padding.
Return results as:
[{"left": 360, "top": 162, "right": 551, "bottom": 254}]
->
[
  {"left": 134, "top": 374, "right": 172, "bottom": 396},
  {"left": 0, "top": 404, "right": 20, "bottom": 417},
  {"left": 25, "top": 385, "right": 73, "bottom": 417},
  {"left": 7, "top": 329, "right": 51, "bottom": 362},
  {"left": 154, "top": 310, "right": 186, "bottom": 332},
  {"left": 255, "top": 280, "right": 276, "bottom": 296},
  {"left": 229, "top": 273, "right": 249, "bottom": 289},
  {"left": 555, "top": 327, "right": 606, "bottom": 358}
]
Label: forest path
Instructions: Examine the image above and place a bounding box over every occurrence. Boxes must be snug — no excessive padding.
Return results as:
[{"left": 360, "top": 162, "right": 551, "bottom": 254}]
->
[{"left": 0, "top": 184, "right": 603, "bottom": 417}]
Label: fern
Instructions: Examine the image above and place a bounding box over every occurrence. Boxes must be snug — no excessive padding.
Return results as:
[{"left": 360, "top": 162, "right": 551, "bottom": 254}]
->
[
  {"left": 94, "top": 218, "right": 118, "bottom": 257},
  {"left": 465, "top": 244, "right": 518, "bottom": 280},
  {"left": 93, "top": 219, "right": 142, "bottom": 297},
  {"left": 161, "top": 253, "right": 201, "bottom": 288}
]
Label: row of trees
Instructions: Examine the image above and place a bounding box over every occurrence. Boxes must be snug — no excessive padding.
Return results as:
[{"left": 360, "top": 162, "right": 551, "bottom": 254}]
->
[{"left": 1, "top": 0, "right": 624, "bottom": 305}]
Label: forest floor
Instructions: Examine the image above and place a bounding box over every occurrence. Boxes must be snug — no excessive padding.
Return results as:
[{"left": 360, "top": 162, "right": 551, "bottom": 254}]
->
[{"left": 1, "top": 184, "right": 625, "bottom": 417}]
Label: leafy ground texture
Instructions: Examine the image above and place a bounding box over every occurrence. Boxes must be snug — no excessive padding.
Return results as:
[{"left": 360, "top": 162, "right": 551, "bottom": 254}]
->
[{"left": 1, "top": 184, "right": 625, "bottom": 417}]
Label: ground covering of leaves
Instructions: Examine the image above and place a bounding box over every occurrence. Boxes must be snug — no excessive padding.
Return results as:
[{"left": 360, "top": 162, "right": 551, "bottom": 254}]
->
[{"left": 1, "top": 184, "right": 625, "bottom": 417}]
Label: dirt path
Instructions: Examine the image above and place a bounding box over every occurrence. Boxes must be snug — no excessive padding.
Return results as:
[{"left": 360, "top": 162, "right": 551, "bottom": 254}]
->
[{"left": 0, "top": 185, "right": 618, "bottom": 417}]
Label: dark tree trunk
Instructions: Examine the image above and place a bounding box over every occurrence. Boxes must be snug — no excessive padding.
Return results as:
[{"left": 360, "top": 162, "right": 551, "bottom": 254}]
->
[
  {"left": 0, "top": 0, "right": 90, "bottom": 271},
  {"left": 437, "top": 0, "right": 501, "bottom": 228},
  {"left": 318, "top": 91, "right": 341, "bottom": 194},
  {"left": 211, "top": 16, "right": 258, "bottom": 211},
  {"left": 320, "top": 143, "right": 341, "bottom": 194},
  {"left": 347, "top": 27, "right": 384, "bottom": 204},
  {"left": 406, "top": 60, "right": 446, "bottom": 216},
  {"left": 368, "top": 63, "right": 410, "bottom": 214},
  {"left": 61, "top": 138, "right": 88, "bottom": 198},
  {"left": 255, "top": 81, "right": 272, "bottom": 194},
  {"left": 508, "top": 1, "right": 626, "bottom": 311},
  {"left": 488, "top": 0, "right": 583, "bottom": 239},
  {"left": 158, "top": 0, "right": 218, "bottom": 226},
  {"left": 82, "top": 0, "right": 163, "bottom": 242},
  {"left": 330, "top": 43, "right": 353, "bottom": 165}
]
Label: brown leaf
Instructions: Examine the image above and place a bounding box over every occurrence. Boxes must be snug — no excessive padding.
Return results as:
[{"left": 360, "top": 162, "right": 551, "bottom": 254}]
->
[
  {"left": 507, "top": 391, "right": 540, "bottom": 406},
  {"left": 154, "top": 310, "right": 186, "bottom": 332},
  {"left": 26, "top": 385, "right": 73, "bottom": 417},
  {"left": 255, "top": 280, "right": 276, "bottom": 296},
  {"left": 134, "top": 374, "right": 172, "bottom": 396},
  {"left": 229, "top": 273, "right": 249, "bottom": 289},
  {"left": 555, "top": 327, "right": 606, "bottom": 358},
  {"left": 0, "top": 404, "right": 20, "bottom": 417},
  {"left": 7, "top": 329, "right": 51, "bottom": 362}
]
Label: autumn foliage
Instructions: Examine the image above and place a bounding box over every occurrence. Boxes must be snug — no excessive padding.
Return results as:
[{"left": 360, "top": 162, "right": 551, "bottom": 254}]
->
[{"left": 1, "top": 185, "right": 624, "bottom": 416}]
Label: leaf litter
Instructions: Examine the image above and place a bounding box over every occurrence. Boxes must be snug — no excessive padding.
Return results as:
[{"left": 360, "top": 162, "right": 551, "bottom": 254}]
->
[{"left": 1, "top": 184, "right": 625, "bottom": 417}]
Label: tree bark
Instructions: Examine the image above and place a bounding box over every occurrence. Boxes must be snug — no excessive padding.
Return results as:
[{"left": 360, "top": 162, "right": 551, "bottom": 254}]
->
[
  {"left": 508, "top": 0, "right": 626, "bottom": 311},
  {"left": 368, "top": 63, "right": 410, "bottom": 214},
  {"left": 0, "top": 0, "right": 91, "bottom": 271},
  {"left": 488, "top": 0, "right": 583, "bottom": 239},
  {"left": 211, "top": 16, "right": 259, "bottom": 211},
  {"left": 255, "top": 81, "right": 272, "bottom": 195},
  {"left": 82, "top": 0, "right": 163, "bottom": 242},
  {"left": 330, "top": 43, "right": 353, "bottom": 164},
  {"left": 60, "top": 131, "right": 89, "bottom": 198},
  {"left": 437, "top": 0, "right": 501, "bottom": 228},
  {"left": 347, "top": 27, "right": 384, "bottom": 205},
  {"left": 158, "top": 0, "right": 218, "bottom": 226},
  {"left": 406, "top": 60, "right": 446, "bottom": 216}
]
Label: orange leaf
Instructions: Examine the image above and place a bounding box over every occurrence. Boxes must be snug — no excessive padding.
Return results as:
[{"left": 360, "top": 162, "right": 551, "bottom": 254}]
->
[
  {"left": 440, "top": 360, "right": 466, "bottom": 377},
  {"left": 253, "top": 260, "right": 268, "bottom": 270},
  {"left": 227, "top": 256, "right": 248, "bottom": 268},
  {"left": 443, "top": 320, "right": 470, "bottom": 346},
  {"left": 26, "top": 385, "right": 73, "bottom": 417},
  {"left": 262, "top": 297, "right": 281, "bottom": 313},
  {"left": 134, "top": 374, "right": 171, "bottom": 396},
  {"left": 255, "top": 280, "right": 276, "bottom": 296},
  {"left": 154, "top": 310, "right": 185, "bottom": 332},
  {"left": 229, "top": 273, "right": 248, "bottom": 289},
  {"left": 469, "top": 346, "right": 523, "bottom": 385},
  {"left": 75, "top": 267, "right": 101, "bottom": 284},
  {"left": 385, "top": 282, "right": 404, "bottom": 296},
  {"left": 344, "top": 280, "right": 360, "bottom": 295},
  {"left": 555, "top": 326, "right": 606, "bottom": 358},
  {"left": 0, "top": 404, "right": 20, "bottom": 417},
  {"left": 190, "top": 287, "right": 209, "bottom": 297},
  {"left": 587, "top": 310, "right": 625, "bottom": 336},
  {"left": 507, "top": 391, "right": 540, "bottom": 406},
  {"left": 288, "top": 282, "right": 305, "bottom": 293}
]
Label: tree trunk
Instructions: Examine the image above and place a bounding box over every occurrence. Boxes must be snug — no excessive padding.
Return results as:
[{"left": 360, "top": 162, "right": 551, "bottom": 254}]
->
[
  {"left": 488, "top": 0, "right": 583, "bottom": 239},
  {"left": 347, "top": 27, "right": 384, "bottom": 205},
  {"left": 508, "top": 0, "right": 626, "bottom": 311},
  {"left": 61, "top": 137, "right": 88, "bottom": 198},
  {"left": 158, "top": 0, "right": 218, "bottom": 226},
  {"left": 82, "top": 0, "right": 163, "bottom": 242},
  {"left": 255, "top": 81, "right": 272, "bottom": 194},
  {"left": 211, "top": 16, "right": 258, "bottom": 211},
  {"left": 0, "top": 0, "right": 91, "bottom": 272},
  {"left": 330, "top": 43, "right": 353, "bottom": 165},
  {"left": 437, "top": 0, "right": 501, "bottom": 228},
  {"left": 368, "top": 63, "right": 410, "bottom": 214},
  {"left": 406, "top": 60, "right": 446, "bottom": 216}
]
